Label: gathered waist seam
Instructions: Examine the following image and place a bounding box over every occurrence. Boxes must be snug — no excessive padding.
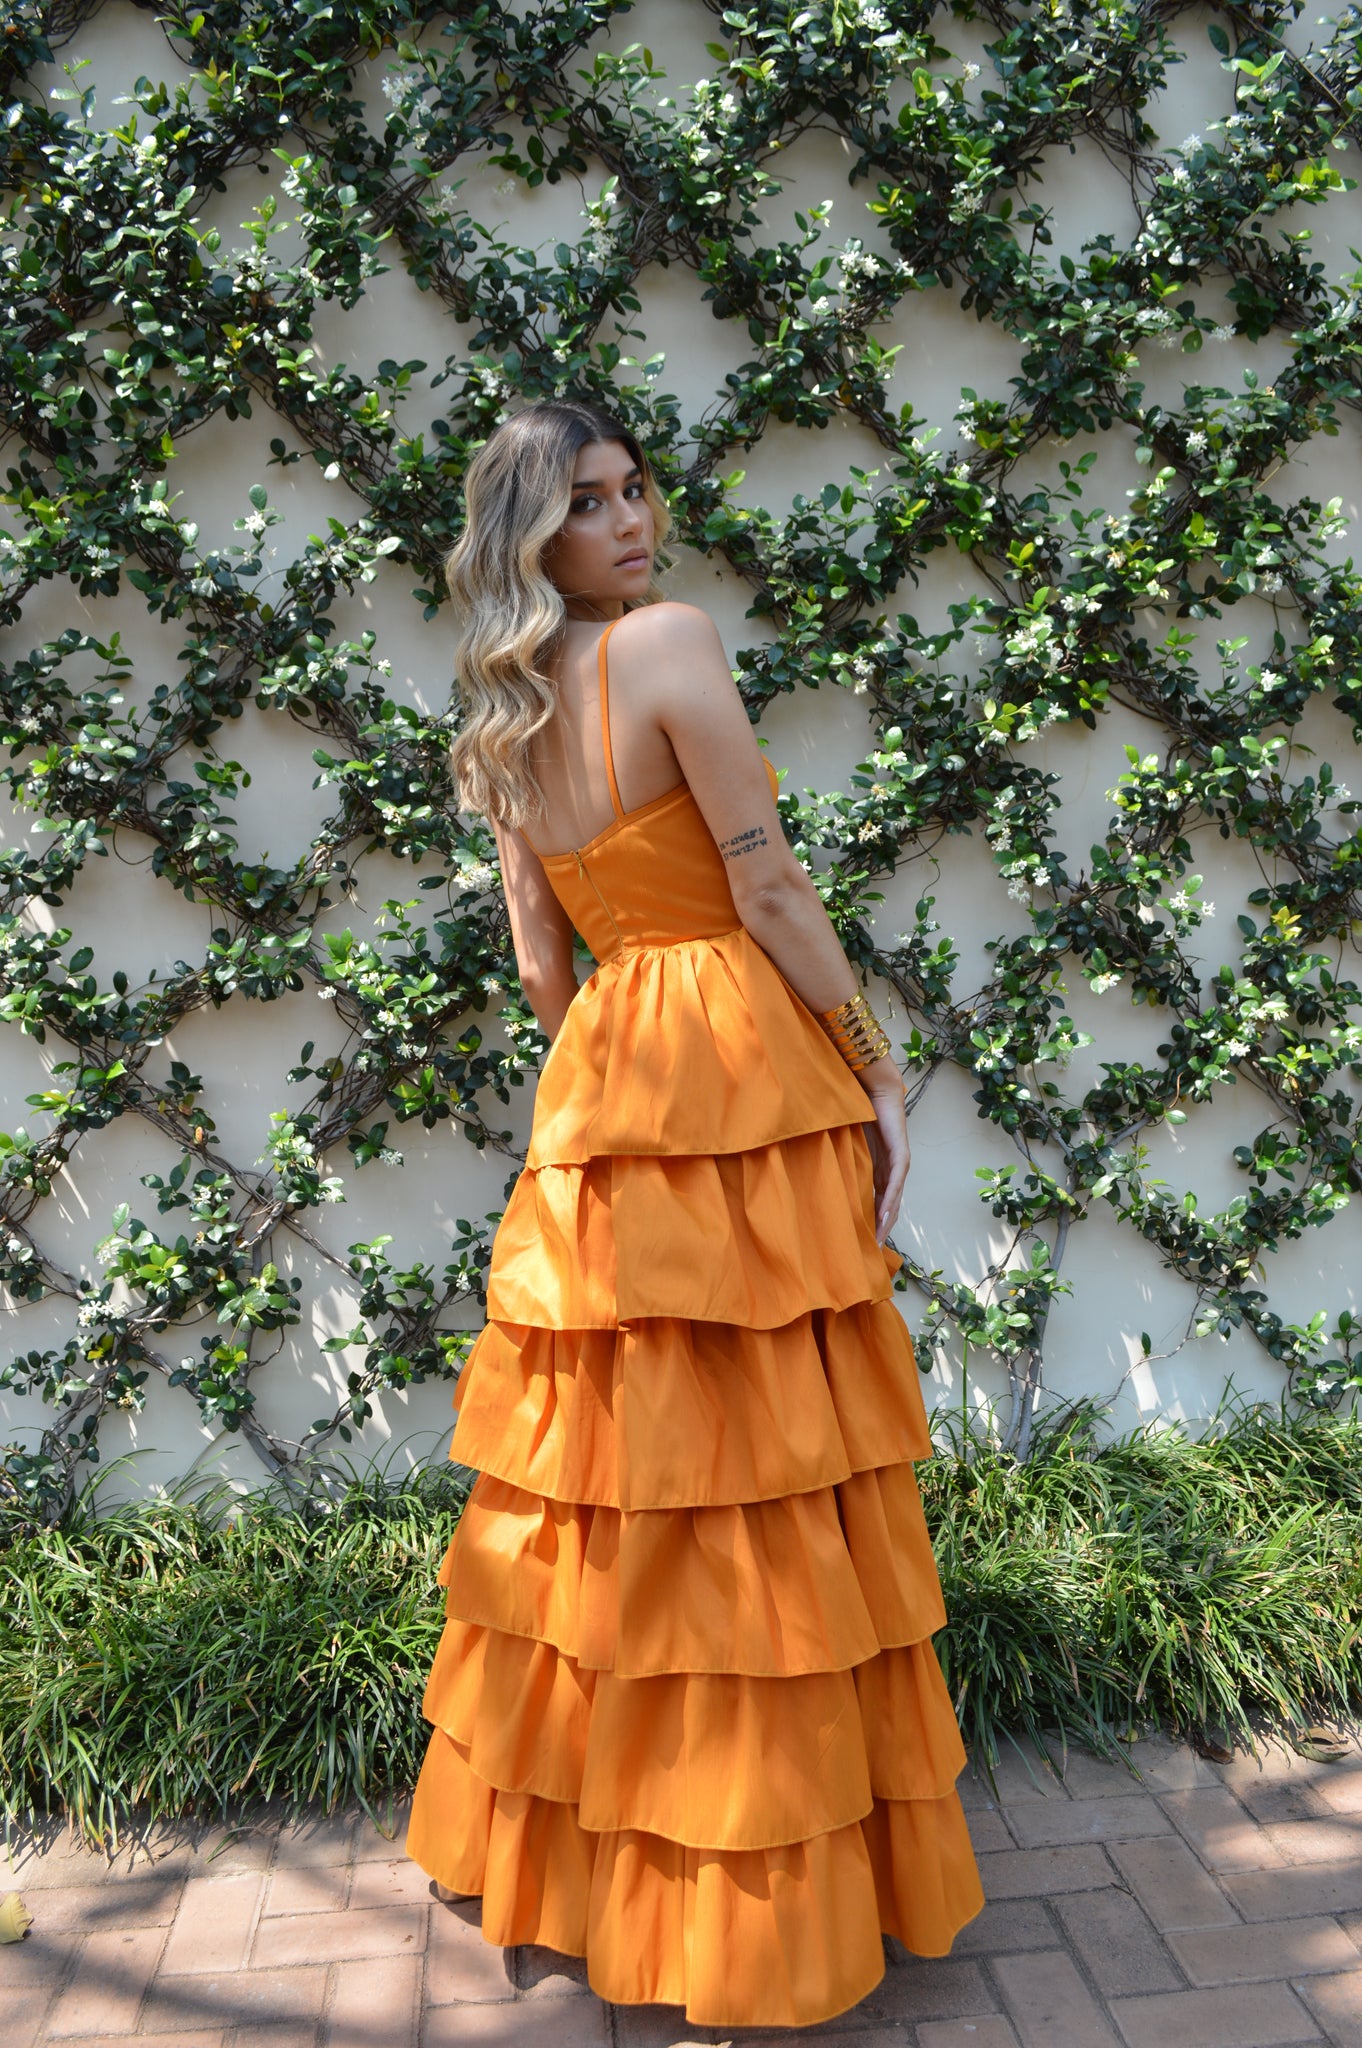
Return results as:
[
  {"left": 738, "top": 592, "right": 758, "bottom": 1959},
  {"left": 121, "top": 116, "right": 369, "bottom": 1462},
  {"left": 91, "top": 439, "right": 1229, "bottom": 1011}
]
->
[{"left": 601, "top": 924, "right": 747, "bottom": 964}]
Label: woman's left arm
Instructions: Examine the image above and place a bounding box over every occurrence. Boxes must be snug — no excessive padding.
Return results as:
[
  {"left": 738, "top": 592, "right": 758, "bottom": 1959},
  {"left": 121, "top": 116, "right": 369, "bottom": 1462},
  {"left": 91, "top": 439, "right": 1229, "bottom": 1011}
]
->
[{"left": 490, "top": 819, "right": 580, "bottom": 1041}]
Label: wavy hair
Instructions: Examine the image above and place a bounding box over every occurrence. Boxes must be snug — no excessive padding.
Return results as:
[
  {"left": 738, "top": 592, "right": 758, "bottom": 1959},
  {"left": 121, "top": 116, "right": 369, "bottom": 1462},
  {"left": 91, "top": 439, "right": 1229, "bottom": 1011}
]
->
[{"left": 444, "top": 400, "right": 674, "bottom": 828}]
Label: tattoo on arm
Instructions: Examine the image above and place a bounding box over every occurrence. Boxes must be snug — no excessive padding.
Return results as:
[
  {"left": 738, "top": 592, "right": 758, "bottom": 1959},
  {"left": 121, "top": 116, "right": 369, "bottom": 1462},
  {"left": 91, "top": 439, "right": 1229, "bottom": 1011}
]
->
[{"left": 718, "top": 824, "right": 769, "bottom": 861}]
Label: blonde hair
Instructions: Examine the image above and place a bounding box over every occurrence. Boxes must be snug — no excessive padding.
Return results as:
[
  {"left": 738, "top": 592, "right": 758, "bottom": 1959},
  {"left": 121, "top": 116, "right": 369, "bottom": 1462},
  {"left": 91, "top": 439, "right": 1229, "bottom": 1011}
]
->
[{"left": 444, "top": 400, "right": 674, "bottom": 828}]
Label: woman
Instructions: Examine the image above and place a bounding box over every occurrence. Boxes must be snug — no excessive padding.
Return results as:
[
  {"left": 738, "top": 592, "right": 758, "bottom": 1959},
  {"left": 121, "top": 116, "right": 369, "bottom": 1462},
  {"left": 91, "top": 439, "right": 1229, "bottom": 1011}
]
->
[{"left": 405, "top": 398, "right": 984, "bottom": 2027}]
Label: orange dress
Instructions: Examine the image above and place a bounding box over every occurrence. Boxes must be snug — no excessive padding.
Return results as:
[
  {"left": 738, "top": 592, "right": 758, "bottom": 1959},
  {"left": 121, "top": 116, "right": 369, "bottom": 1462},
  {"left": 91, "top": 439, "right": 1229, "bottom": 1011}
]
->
[{"left": 405, "top": 616, "right": 985, "bottom": 2027}]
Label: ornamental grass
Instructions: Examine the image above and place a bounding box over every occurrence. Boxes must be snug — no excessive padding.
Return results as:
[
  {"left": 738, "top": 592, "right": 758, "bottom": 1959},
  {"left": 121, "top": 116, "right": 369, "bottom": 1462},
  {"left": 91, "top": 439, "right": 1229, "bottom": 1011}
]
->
[{"left": 3, "top": 1402, "right": 1358, "bottom": 1850}]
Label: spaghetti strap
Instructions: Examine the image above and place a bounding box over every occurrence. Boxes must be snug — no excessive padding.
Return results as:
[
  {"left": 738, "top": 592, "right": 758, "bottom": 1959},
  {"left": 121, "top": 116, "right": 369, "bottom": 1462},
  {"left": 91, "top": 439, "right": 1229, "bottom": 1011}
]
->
[{"left": 597, "top": 616, "right": 625, "bottom": 821}]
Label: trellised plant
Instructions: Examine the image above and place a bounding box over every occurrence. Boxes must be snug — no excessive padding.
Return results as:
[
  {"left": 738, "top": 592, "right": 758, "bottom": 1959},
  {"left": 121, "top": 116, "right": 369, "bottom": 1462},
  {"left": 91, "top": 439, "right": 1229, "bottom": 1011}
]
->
[{"left": 2, "top": 0, "right": 1361, "bottom": 1525}]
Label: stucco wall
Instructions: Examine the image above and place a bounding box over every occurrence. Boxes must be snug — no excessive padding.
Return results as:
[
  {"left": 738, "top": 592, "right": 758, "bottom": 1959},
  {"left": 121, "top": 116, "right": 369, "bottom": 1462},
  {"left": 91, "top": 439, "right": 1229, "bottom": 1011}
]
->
[{"left": 3, "top": 0, "right": 1361, "bottom": 1503}]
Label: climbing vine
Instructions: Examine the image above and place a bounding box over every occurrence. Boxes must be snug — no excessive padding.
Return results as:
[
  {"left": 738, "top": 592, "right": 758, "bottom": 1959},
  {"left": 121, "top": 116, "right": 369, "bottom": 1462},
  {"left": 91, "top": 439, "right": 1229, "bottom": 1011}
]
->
[{"left": 3, "top": 0, "right": 1361, "bottom": 1521}]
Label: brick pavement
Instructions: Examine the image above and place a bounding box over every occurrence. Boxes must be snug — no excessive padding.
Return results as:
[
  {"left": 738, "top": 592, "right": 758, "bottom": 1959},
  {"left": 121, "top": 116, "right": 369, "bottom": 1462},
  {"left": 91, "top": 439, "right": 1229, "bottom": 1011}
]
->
[{"left": 3, "top": 1728, "right": 1360, "bottom": 2047}]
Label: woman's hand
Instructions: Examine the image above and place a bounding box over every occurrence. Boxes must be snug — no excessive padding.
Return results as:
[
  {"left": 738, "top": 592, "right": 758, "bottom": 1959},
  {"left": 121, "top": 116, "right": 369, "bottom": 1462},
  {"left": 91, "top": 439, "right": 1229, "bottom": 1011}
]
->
[{"left": 859, "top": 1061, "right": 910, "bottom": 1245}]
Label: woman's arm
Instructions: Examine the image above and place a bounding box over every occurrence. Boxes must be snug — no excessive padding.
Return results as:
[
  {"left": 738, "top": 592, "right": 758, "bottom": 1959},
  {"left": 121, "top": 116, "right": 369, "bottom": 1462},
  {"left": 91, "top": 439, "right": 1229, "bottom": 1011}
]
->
[
  {"left": 613, "top": 603, "right": 911, "bottom": 1241},
  {"left": 491, "top": 818, "right": 580, "bottom": 1041}
]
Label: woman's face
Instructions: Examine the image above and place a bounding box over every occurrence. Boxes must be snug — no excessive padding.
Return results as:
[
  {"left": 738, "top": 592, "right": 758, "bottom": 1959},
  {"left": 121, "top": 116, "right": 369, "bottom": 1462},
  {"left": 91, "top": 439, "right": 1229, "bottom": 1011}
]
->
[{"left": 541, "top": 438, "right": 654, "bottom": 620}]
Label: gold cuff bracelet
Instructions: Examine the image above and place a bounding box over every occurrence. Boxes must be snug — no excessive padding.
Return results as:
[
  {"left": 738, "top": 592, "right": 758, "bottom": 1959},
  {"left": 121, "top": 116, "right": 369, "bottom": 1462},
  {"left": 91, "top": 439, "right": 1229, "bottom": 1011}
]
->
[{"left": 818, "top": 989, "right": 892, "bottom": 1072}]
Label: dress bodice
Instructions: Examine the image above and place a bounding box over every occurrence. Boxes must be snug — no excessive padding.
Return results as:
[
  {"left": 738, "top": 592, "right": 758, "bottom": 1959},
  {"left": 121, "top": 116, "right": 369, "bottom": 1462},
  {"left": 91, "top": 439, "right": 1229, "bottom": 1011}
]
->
[
  {"left": 538, "top": 758, "right": 781, "bottom": 964},
  {"left": 530, "top": 613, "right": 778, "bottom": 964}
]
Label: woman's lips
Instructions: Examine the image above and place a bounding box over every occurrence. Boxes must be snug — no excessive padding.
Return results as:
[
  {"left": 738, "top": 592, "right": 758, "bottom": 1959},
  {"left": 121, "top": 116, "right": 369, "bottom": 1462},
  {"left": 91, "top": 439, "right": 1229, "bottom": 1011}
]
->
[{"left": 617, "top": 551, "right": 649, "bottom": 566}]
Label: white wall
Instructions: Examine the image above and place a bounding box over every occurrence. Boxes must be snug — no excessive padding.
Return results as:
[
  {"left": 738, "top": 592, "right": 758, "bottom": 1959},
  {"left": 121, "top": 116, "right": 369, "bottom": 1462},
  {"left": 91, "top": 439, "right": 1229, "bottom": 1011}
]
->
[{"left": 4, "top": 0, "right": 1361, "bottom": 1500}]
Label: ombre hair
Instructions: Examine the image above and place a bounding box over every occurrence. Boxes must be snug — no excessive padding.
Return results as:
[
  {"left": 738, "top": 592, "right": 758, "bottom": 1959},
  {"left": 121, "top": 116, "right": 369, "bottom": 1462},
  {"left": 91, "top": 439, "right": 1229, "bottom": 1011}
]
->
[{"left": 444, "top": 400, "right": 674, "bottom": 829}]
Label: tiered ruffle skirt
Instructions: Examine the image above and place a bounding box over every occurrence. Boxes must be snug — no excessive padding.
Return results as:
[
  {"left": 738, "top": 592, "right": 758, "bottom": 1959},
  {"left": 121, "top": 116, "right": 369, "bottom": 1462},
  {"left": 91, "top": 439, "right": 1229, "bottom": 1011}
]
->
[{"left": 406, "top": 929, "right": 985, "bottom": 2027}]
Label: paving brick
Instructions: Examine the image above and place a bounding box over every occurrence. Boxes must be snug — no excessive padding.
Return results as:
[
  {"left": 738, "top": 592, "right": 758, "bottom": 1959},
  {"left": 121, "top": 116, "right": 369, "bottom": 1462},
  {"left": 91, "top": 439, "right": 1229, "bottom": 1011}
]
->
[
  {"left": 51, "top": 2037, "right": 224, "bottom": 2048},
  {"left": 949, "top": 1897, "right": 1056, "bottom": 1954},
  {"left": 1161, "top": 1788, "right": 1288, "bottom": 1871},
  {"left": 917, "top": 2022, "right": 1021, "bottom": 2048},
  {"left": 263, "top": 1864, "right": 350, "bottom": 1916},
  {"left": 957, "top": 1768, "right": 1004, "bottom": 1812},
  {"left": 1294, "top": 1966, "right": 1362, "bottom": 2047},
  {"left": 347, "top": 1857, "right": 438, "bottom": 1909},
  {"left": 2, "top": 1831, "right": 119, "bottom": 1890},
  {"left": 963, "top": 1805, "right": 1014, "bottom": 1852},
  {"left": 1221, "top": 1860, "right": 1362, "bottom": 1920},
  {"left": 608, "top": 2010, "right": 726, "bottom": 2047},
  {"left": 160, "top": 1873, "right": 264, "bottom": 1974},
  {"left": 424, "top": 1900, "right": 516, "bottom": 2003},
  {"left": 17, "top": 1874, "right": 184, "bottom": 1932},
  {"left": 993, "top": 1950, "right": 1122, "bottom": 2047},
  {"left": 1052, "top": 1887, "right": 1182, "bottom": 1996},
  {"left": 1, "top": 1922, "right": 85, "bottom": 1989},
  {"left": 1108, "top": 1835, "right": 1240, "bottom": 1931},
  {"left": 973, "top": 1845, "right": 1115, "bottom": 1898},
  {"left": 867, "top": 1955, "right": 996, "bottom": 2022},
  {"left": 141, "top": 1962, "right": 327, "bottom": 2034},
  {"left": 1109, "top": 1981, "right": 1323, "bottom": 2047},
  {"left": 1006, "top": 1794, "right": 1171, "bottom": 1849},
  {"left": 45, "top": 1925, "right": 167, "bottom": 2037},
  {"left": 1264, "top": 1816, "right": 1362, "bottom": 1864},
  {"left": 981, "top": 1745, "right": 1070, "bottom": 1804},
  {"left": 351, "top": 1806, "right": 413, "bottom": 1861},
  {"left": 328, "top": 1952, "right": 421, "bottom": 2047},
  {"left": 3, "top": 1984, "right": 54, "bottom": 2048},
  {"left": 423, "top": 1994, "right": 610, "bottom": 2044},
  {"left": 1342, "top": 1911, "right": 1362, "bottom": 1953},
  {"left": 1215, "top": 1752, "right": 1335, "bottom": 1824},
  {"left": 1169, "top": 1916, "right": 1359, "bottom": 1986},
  {"left": 1313, "top": 1764, "right": 1362, "bottom": 1816},
  {"left": 270, "top": 1814, "right": 358, "bottom": 1868},
  {"left": 252, "top": 1903, "right": 426, "bottom": 1969},
  {"left": 516, "top": 1944, "right": 594, "bottom": 1997},
  {"left": 223, "top": 2026, "right": 318, "bottom": 2048},
  {"left": 1052, "top": 1747, "right": 1146, "bottom": 1798},
  {"left": 180, "top": 1825, "right": 283, "bottom": 1877},
  {"left": 1122, "top": 1736, "right": 1220, "bottom": 1794}
]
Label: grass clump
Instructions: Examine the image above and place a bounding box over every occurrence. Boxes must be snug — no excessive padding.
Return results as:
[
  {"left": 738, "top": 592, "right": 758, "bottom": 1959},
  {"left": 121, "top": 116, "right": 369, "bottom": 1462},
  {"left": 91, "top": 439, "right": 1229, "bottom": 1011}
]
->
[
  {"left": 927, "top": 1401, "right": 1362, "bottom": 1766},
  {"left": 2, "top": 1404, "right": 1358, "bottom": 1847},
  {"left": 2, "top": 1467, "right": 466, "bottom": 1849}
]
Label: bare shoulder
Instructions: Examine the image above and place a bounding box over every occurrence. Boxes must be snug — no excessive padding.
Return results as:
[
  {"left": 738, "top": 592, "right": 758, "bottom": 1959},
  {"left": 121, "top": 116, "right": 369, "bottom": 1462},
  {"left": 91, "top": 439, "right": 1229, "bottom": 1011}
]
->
[{"left": 613, "top": 600, "right": 725, "bottom": 667}]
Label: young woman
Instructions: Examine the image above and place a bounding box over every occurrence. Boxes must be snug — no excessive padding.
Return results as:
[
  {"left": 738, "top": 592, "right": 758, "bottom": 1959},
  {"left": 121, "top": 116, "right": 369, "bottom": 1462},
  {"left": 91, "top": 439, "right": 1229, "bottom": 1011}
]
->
[{"left": 405, "top": 399, "right": 984, "bottom": 2027}]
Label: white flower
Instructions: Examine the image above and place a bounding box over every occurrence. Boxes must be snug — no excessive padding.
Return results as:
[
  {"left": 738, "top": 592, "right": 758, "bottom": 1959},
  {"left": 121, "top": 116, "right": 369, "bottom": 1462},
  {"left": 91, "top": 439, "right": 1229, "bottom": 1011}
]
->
[
  {"left": 1090, "top": 972, "right": 1121, "bottom": 993},
  {"left": 1181, "top": 134, "right": 1202, "bottom": 152},
  {"left": 1258, "top": 668, "right": 1283, "bottom": 691},
  {"left": 1212, "top": 323, "right": 1236, "bottom": 342},
  {"left": 962, "top": 60, "right": 981, "bottom": 80},
  {"left": 857, "top": 821, "right": 880, "bottom": 841},
  {"left": 378, "top": 1148, "right": 404, "bottom": 1168},
  {"left": 317, "top": 984, "right": 337, "bottom": 1000},
  {"left": 1186, "top": 429, "right": 1208, "bottom": 455}
]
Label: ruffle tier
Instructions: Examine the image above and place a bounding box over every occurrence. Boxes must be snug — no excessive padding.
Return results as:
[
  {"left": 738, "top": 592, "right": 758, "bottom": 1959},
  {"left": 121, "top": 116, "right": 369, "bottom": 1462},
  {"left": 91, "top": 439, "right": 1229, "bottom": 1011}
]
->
[
  {"left": 489, "top": 1123, "right": 903, "bottom": 1327},
  {"left": 527, "top": 924, "right": 876, "bottom": 1167},
  {"left": 407, "top": 1729, "right": 983, "bottom": 2028},
  {"left": 408, "top": 934, "right": 984, "bottom": 2025},
  {"left": 451, "top": 1297, "right": 932, "bottom": 1509}
]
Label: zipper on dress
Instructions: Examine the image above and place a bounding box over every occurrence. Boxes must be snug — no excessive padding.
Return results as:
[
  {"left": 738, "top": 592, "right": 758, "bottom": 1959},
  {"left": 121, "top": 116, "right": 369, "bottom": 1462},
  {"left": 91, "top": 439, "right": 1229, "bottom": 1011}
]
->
[{"left": 574, "top": 846, "right": 625, "bottom": 956}]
